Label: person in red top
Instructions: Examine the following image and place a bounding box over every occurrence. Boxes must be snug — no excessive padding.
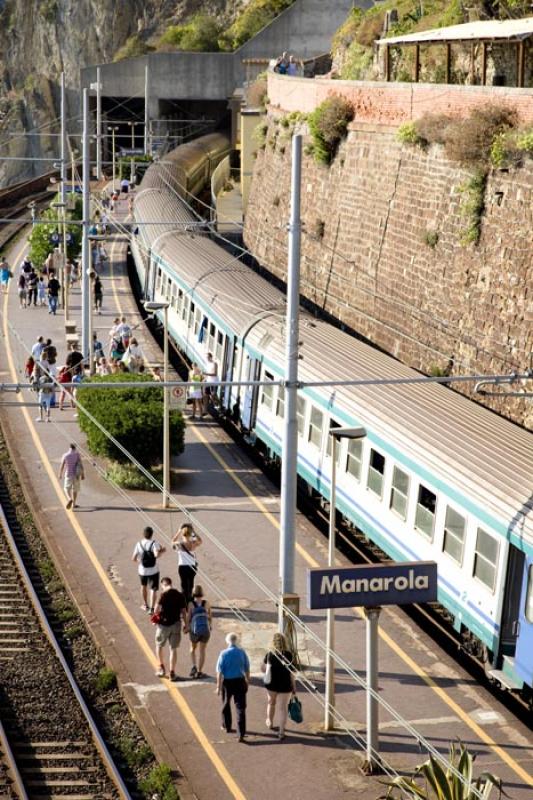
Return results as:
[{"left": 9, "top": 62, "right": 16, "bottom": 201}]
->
[{"left": 58, "top": 364, "right": 75, "bottom": 410}]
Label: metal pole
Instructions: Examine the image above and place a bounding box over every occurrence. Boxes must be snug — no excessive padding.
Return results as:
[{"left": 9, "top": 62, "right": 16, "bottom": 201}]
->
[
  {"left": 278, "top": 134, "right": 302, "bottom": 631},
  {"left": 112, "top": 129, "right": 116, "bottom": 192},
  {"left": 144, "top": 64, "right": 149, "bottom": 155},
  {"left": 61, "top": 206, "right": 68, "bottom": 318},
  {"left": 363, "top": 606, "right": 381, "bottom": 774},
  {"left": 60, "top": 72, "right": 66, "bottom": 206},
  {"left": 96, "top": 67, "right": 102, "bottom": 181},
  {"left": 88, "top": 271, "right": 94, "bottom": 375},
  {"left": 81, "top": 88, "right": 90, "bottom": 360},
  {"left": 324, "top": 436, "right": 337, "bottom": 730},
  {"left": 163, "top": 305, "right": 170, "bottom": 508}
]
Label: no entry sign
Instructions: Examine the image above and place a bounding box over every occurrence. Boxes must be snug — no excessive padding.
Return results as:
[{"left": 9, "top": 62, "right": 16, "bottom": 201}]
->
[{"left": 308, "top": 561, "right": 438, "bottom": 610}]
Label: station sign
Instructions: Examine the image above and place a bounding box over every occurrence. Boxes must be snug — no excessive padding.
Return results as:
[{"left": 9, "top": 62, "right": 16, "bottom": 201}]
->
[
  {"left": 307, "top": 561, "right": 438, "bottom": 610},
  {"left": 120, "top": 147, "right": 144, "bottom": 157}
]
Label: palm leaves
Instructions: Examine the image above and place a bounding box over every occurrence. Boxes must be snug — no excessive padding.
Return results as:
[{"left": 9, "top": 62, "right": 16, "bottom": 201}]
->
[{"left": 380, "top": 742, "right": 506, "bottom": 800}]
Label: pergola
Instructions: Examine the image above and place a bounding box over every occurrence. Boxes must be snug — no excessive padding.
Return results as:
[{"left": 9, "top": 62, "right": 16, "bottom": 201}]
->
[{"left": 378, "top": 17, "right": 533, "bottom": 87}]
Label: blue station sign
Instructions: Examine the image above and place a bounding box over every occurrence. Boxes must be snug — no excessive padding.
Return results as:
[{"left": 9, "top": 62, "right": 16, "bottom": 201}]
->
[{"left": 308, "top": 561, "right": 438, "bottom": 610}]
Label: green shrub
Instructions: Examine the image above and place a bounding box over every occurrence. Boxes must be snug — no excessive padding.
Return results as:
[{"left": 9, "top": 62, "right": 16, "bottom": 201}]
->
[
  {"left": 396, "top": 121, "right": 423, "bottom": 146},
  {"left": 114, "top": 35, "right": 154, "bottom": 62},
  {"left": 253, "top": 121, "right": 269, "bottom": 150},
  {"left": 77, "top": 373, "right": 185, "bottom": 467},
  {"left": 28, "top": 194, "right": 82, "bottom": 267},
  {"left": 308, "top": 96, "right": 354, "bottom": 165},
  {"left": 423, "top": 230, "right": 439, "bottom": 248},
  {"left": 95, "top": 667, "right": 117, "bottom": 693},
  {"left": 105, "top": 462, "right": 164, "bottom": 491},
  {"left": 160, "top": 14, "right": 221, "bottom": 52},
  {"left": 443, "top": 104, "right": 517, "bottom": 166},
  {"left": 458, "top": 170, "right": 487, "bottom": 246},
  {"left": 516, "top": 129, "right": 533, "bottom": 155},
  {"left": 339, "top": 42, "right": 373, "bottom": 80},
  {"left": 220, "top": 0, "right": 294, "bottom": 51},
  {"left": 246, "top": 77, "right": 268, "bottom": 109},
  {"left": 140, "top": 764, "right": 178, "bottom": 800}
]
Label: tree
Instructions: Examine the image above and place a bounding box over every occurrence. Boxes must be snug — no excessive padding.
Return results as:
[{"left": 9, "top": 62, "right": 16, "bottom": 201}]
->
[
  {"left": 27, "top": 192, "right": 82, "bottom": 266},
  {"left": 76, "top": 373, "right": 185, "bottom": 467},
  {"left": 380, "top": 742, "right": 505, "bottom": 800},
  {"left": 160, "top": 14, "right": 221, "bottom": 52}
]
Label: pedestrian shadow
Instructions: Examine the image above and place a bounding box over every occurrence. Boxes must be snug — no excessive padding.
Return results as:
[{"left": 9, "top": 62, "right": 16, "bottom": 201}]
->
[{"left": 242, "top": 730, "right": 334, "bottom": 747}]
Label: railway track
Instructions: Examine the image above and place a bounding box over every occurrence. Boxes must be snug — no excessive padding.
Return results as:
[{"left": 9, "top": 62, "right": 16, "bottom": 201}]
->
[{"left": 0, "top": 478, "right": 131, "bottom": 800}]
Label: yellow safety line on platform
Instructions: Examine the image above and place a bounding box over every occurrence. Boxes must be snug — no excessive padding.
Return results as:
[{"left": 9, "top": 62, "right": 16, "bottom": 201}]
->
[
  {"left": 2, "top": 248, "right": 247, "bottom": 800},
  {"left": 190, "top": 423, "right": 533, "bottom": 787}
]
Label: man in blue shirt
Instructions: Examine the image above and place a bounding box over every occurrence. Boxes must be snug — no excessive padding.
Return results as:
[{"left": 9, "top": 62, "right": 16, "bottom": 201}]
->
[{"left": 216, "top": 632, "right": 250, "bottom": 742}]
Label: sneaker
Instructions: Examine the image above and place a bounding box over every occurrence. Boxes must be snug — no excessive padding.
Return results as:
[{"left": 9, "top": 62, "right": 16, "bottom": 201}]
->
[
  {"left": 238, "top": 735, "right": 246, "bottom": 743},
  {"left": 35, "top": 417, "right": 42, "bottom": 422},
  {"left": 266, "top": 719, "right": 272, "bottom": 729},
  {"left": 148, "top": 607, "right": 154, "bottom": 615},
  {"left": 190, "top": 665, "right": 198, "bottom": 678},
  {"left": 196, "top": 671, "right": 205, "bottom": 679},
  {"left": 156, "top": 666, "right": 165, "bottom": 678},
  {"left": 66, "top": 499, "right": 73, "bottom": 510},
  {"left": 169, "top": 671, "right": 179, "bottom": 682},
  {"left": 141, "top": 604, "right": 148, "bottom": 612}
]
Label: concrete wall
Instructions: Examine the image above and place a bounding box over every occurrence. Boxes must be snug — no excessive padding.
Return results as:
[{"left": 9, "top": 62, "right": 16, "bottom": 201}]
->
[
  {"left": 267, "top": 72, "right": 533, "bottom": 124},
  {"left": 244, "top": 119, "right": 533, "bottom": 430}
]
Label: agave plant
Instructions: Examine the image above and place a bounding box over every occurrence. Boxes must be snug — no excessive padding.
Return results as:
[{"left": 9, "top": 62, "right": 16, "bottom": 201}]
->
[{"left": 380, "top": 742, "right": 506, "bottom": 800}]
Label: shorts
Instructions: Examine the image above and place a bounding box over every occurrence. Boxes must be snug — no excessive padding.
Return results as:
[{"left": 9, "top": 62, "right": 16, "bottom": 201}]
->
[
  {"left": 64, "top": 476, "right": 80, "bottom": 492},
  {"left": 39, "top": 393, "right": 53, "bottom": 409},
  {"left": 140, "top": 572, "right": 160, "bottom": 590},
  {"left": 155, "top": 622, "right": 181, "bottom": 649},
  {"left": 190, "top": 632, "right": 210, "bottom": 645}
]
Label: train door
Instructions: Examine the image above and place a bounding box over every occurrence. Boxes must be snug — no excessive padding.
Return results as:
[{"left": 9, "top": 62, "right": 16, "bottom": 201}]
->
[
  {"left": 500, "top": 544, "right": 525, "bottom": 657},
  {"left": 222, "top": 337, "right": 235, "bottom": 410},
  {"left": 514, "top": 554, "right": 533, "bottom": 687},
  {"left": 241, "top": 356, "right": 261, "bottom": 430}
]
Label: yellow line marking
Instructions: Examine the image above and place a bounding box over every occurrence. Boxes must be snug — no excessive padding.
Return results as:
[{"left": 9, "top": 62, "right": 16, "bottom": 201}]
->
[
  {"left": 2, "top": 251, "right": 247, "bottom": 800},
  {"left": 189, "top": 432, "right": 533, "bottom": 787}
]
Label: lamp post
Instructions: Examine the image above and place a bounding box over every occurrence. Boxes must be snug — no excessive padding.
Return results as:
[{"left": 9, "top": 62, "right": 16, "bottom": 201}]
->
[
  {"left": 70, "top": 148, "right": 79, "bottom": 190},
  {"left": 127, "top": 121, "right": 137, "bottom": 182},
  {"left": 324, "top": 426, "right": 367, "bottom": 731},
  {"left": 144, "top": 301, "right": 170, "bottom": 508},
  {"left": 51, "top": 197, "right": 68, "bottom": 317},
  {"left": 108, "top": 125, "right": 119, "bottom": 192}
]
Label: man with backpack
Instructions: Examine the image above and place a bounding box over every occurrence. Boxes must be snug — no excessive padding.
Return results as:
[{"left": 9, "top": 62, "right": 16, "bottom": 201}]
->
[
  {"left": 132, "top": 526, "right": 165, "bottom": 614},
  {"left": 186, "top": 585, "right": 212, "bottom": 679}
]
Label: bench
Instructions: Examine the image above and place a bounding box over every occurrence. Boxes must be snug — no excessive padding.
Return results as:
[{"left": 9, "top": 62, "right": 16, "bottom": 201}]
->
[{"left": 65, "top": 319, "right": 77, "bottom": 335}]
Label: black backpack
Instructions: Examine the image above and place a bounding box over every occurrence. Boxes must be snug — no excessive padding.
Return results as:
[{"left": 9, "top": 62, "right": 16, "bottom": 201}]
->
[{"left": 141, "top": 541, "right": 156, "bottom": 569}]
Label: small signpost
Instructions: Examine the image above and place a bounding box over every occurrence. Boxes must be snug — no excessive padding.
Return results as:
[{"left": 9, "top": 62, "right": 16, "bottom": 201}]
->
[
  {"left": 169, "top": 385, "right": 187, "bottom": 411},
  {"left": 119, "top": 147, "right": 144, "bottom": 157},
  {"left": 308, "top": 561, "right": 438, "bottom": 773}
]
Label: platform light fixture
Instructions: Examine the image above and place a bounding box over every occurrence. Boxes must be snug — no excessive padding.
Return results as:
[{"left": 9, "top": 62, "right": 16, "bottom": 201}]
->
[{"left": 144, "top": 300, "right": 171, "bottom": 509}]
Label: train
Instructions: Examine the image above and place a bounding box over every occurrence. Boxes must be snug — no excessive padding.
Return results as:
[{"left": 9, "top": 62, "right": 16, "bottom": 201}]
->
[{"left": 131, "top": 133, "right": 533, "bottom": 706}]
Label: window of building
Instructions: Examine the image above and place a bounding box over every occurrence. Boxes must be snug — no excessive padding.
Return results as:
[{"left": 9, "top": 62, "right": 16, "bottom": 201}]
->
[
  {"left": 276, "top": 385, "right": 285, "bottom": 418},
  {"left": 442, "top": 507, "right": 466, "bottom": 564},
  {"left": 367, "top": 449, "right": 385, "bottom": 498},
  {"left": 308, "top": 407, "right": 324, "bottom": 449},
  {"left": 415, "top": 485, "right": 437, "bottom": 538},
  {"left": 156, "top": 267, "right": 162, "bottom": 292},
  {"left": 188, "top": 301, "right": 195, "bottom": 328},
  {"left": 390, "top": 467, "right": 409, "bottom": 520},
  {"left": 346, "top": 438, "right": 363, "bottom": 481},
  {"left": 194, "top": 307, "right": 202, "bottom": 335},
  {"left": 216, "top": 330, "right": 224, "bottom": 362},
  {"left": 182, "top": 296, "right": 189, "bottom": 321},
  {"left": 177, "top": 288, "right": 183, "bottom": 315},
  {"left": 526, "top": 566, "right": 533, "bottom": 623},
  {"left": 261, "top": 371, "right": 274, "bottom": 411},
  {"left": 208, "top": 322, "right": 216, "bottom": 352},
  {"left": 326, "top": 420, "right": 342, "bottom": 465},
  {"left": 473, "top": 528, "right": 499, "bottom": 591},
  {"left": 297, "top": 396, "right": 306, "bottom": 436}
]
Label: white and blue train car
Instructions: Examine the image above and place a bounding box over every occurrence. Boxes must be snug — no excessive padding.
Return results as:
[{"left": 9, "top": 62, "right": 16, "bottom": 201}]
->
[{"left": 132, "top": 139, "right": 533, "bottom": 702}]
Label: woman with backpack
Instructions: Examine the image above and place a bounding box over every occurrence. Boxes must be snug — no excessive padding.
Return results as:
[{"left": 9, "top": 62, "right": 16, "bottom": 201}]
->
[
  {"left": 187, "top": 585, "right": 212, "bottom": 679},
  {"left": 172, "top": 523, "right": 202, "bottom": 603},
  {"left": 261, "top": 632, "right": 296, "bottom": 740}
]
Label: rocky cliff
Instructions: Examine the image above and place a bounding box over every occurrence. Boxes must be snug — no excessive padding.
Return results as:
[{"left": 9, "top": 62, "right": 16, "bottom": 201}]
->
[{"left": 0, "top": 0, "right": 247, "bottom": 186}]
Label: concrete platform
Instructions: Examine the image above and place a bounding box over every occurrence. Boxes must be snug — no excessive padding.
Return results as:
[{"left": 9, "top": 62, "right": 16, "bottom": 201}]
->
[{"left": 1, "top": 194, "right": 532, "bottom": 800}]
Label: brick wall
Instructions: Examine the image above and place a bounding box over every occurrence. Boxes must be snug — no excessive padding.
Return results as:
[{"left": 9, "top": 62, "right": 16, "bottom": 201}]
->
[
  {"left": 244, "top": 122, "right": 533, "bottom": 429},
  {"left": 267, "top": 73, "right": 533, "bottom": 124}
]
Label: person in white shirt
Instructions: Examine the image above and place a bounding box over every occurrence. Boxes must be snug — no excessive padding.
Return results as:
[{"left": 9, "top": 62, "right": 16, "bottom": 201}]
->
[
  {"left": 203, "top": 352, "right": 218, "bottom": 415},
  {"left": 31, "top": 335, "right": 45, "bottom": 361},
  {"left": 132, "top": 526, "right": 166, "bottom": 613},
  {"left": 172, "top": 523, "right": 202, "bottom": 603}
]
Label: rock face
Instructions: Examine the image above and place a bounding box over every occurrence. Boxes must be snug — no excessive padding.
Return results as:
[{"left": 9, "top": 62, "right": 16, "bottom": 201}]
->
[
  {"left": 244, "top": 119, "right": 533, "bottom": 429},
  {"left": 0, "top": 0, "right": 243, "bottom": 186}
]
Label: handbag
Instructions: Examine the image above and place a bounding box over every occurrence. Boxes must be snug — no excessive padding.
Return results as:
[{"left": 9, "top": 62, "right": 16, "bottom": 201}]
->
[
  {"left": 288, "top": 695, "right": 303, "bottom": 724},
  {"left": 263, "top": 654, "right": 272, "bottom": 686}
]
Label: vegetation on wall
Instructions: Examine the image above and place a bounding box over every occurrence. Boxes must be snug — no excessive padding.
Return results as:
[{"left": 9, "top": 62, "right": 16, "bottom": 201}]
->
[
  {"left": 159, "top": 14, "right": 222, "bottom": 52},
  {"left": 114, "top": 34, "right": 155, "bottom": 62},
  {"left": 307, "top": 96, "right": 354, "bottom": 165},
  {"left": 27, "top": 194, "right": 82, "bottom": 266}
]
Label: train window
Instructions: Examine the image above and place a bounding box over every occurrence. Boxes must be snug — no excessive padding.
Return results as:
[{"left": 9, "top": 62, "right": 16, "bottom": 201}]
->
[
  {"left": 188, "top": 301, "right": 195, "bottom": 329},
  {"left": 209, "top": 322, "right": 216, "bottom": 351},
  {"left": 297, "top": 396, "right": 306, "bottom": 436},
  {"left": 177, "top": 288, "right": 183, "bottom": 314},
  {"left": 276, "top": 385, "right": 285, "bottom": 418},
  {"left": 367, "top": 449, "right": 385, "bottom": 498},
  {"left": 216, "top": 331, "right": 224, "bottom": 362},
  {"left": 182, "top": 296, "right": 189, "bottom": 321},
  {"left": 346, "top": 439, "right": 363, "bottom": 481},
  {"left": 473, "top": 528, "right": 499, "bottom": 591},
  {"left": 194, "top": 308, "right": 203, "bottom": 336},
  {"left": 442, "top": 507, "right": 466, "bottom": 564},
  {"left": 326, "top": 421, "right": 342, "bottom": 465},
  {"left": 261, "top": 371, "right": 274, "bottom": 411},
  {"left": 308, "top": 407, "right": 324, "bottom": 449},
  {"left": 170, "top": 283, "right": 177, "bottom": 310},
  {"left": 526, "top": 566, "right": 533, "bottom": 623},
  {"left": 390, "top": 467, "right": 409, "bottom": 520},
  {"left": 156, "top": 267, "right": 162, "bottom": 292},
  {"left": 415, "top": 485, "right": 436, "bottom": 539}
]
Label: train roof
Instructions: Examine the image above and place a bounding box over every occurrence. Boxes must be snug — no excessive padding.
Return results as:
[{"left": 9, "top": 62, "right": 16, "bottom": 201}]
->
[{"left": 247, "top": 315, "right": 533, "bottom": 542}]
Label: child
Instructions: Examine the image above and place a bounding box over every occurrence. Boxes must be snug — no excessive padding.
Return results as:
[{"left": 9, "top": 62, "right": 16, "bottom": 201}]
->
[
  {"left": 37, "top": 274, "right": 46, "bottom": 306},
  {"left": 25, "top": 355, "right": 35, "bottom": 381}
]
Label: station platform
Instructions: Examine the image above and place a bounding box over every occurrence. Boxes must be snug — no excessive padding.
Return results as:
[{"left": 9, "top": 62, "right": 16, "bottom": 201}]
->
[{"left": 1, "top": 194, "right": 532, "bottom": 800}]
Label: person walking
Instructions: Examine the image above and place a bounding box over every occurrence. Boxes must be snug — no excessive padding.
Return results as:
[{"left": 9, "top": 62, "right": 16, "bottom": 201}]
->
[
  {"left": 17, "top": 273, "right": 27, "bottom": 308},
  {"left": 188, "top": 363, "right": 203, "bottom": 419},
  {"left": 0, "top": 257, "right": 12, "bottom": 293},
  {"left": 187, "top": 585, "right": 212, "bottom": 679},
  {"left": 203, "top": 352, "right": 218, "bottom": 415},
  {"left": 261, "top": 632, "right": 296, "bottom": 740},
  {"left": 153, "top": 576, "right": 187, "bottom": 681},
  {"left": 216, "top": 632, "right": 250, "bottom": 742},
  {"left": 47, "top": 272, "right": 61, "bottom": 315},
  {"left": 31, "top": 335, "right": 45, "bottom": 361},
  {"left": 58, "top": 443, "right": 84, "bottom": 510},
  {"left": 37, "top": 274, "right": 47, "bottom": 306},
  {"left": 57, "top": 364, "right": 75, "bottom": 410},
  {"left": 36, "top": 373, "right": 54, "bottom": 422},
  {"left": 94, "top": 275, "right": 103, "bottom": 314},
  {"left": 132, "top": 526, "right": 166, "bottom": 614},
  {"left": 27, "top": 268, "right": 38, "bottom": 306},
  {"left": 172, "top": 523, "right": 202, "bottom": 603}
]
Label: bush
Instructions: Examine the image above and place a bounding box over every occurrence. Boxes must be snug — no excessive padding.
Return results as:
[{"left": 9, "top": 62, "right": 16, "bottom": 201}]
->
[
  {"left": 95, "top": 667, "right": 117, "bottom": 693},
  {"left": 516, "top": 129, "right": 533, "bottom": 155},
  {"left": 443, "top": 104, "right": 517, "bottom": 166},
  {"left": 220, "top": 0, "right": 293, "bottom": 51},
  {"left": 105, "top": 462, "right": 163, "bottom": 491},
  {"left": 77, "top": 373, "right": 185, "bottom": 467},
  {"left": 396, "top": 121, "right": 422, "bottom": 146},
  {"left": 28, "top": 194, "right": 82, "bottom": 267},
  {"left": 160, "top": 14, "right": 221, "bottom": 52},
  {"left": 458, "top": 170, "right": 487, "bottom": 246},
  {"left": 246, "top": 77, "right": 268, "bottom": 109},
  {"left": 415, "top": 113, "right": 455, "bottom": 147},
  {"left": 253, "top": 121, "right": 269, "bottom": 150},
  {"left": 140, "top": 764, "right": 178, "bottom": 800},
  {"left": 117, "top": 736, "right": 153, "bottom": 769},
  {"left": 308, "top": 96, "right": 354, "bottom": 165},
  {"left": 423, "top": 229, "right": 439, "bottom": 248},
  {"left": 114, "top": 35, "right": 154, "bottom": 62}
]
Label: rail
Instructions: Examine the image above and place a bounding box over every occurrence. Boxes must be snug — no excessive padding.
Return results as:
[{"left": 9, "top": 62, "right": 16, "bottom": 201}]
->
[
  {"left": 0, "top": 500, "right": 132, "bottom": 800},
  {"left": 0, "top": 718, "right": 28, "bottom": 800}
]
